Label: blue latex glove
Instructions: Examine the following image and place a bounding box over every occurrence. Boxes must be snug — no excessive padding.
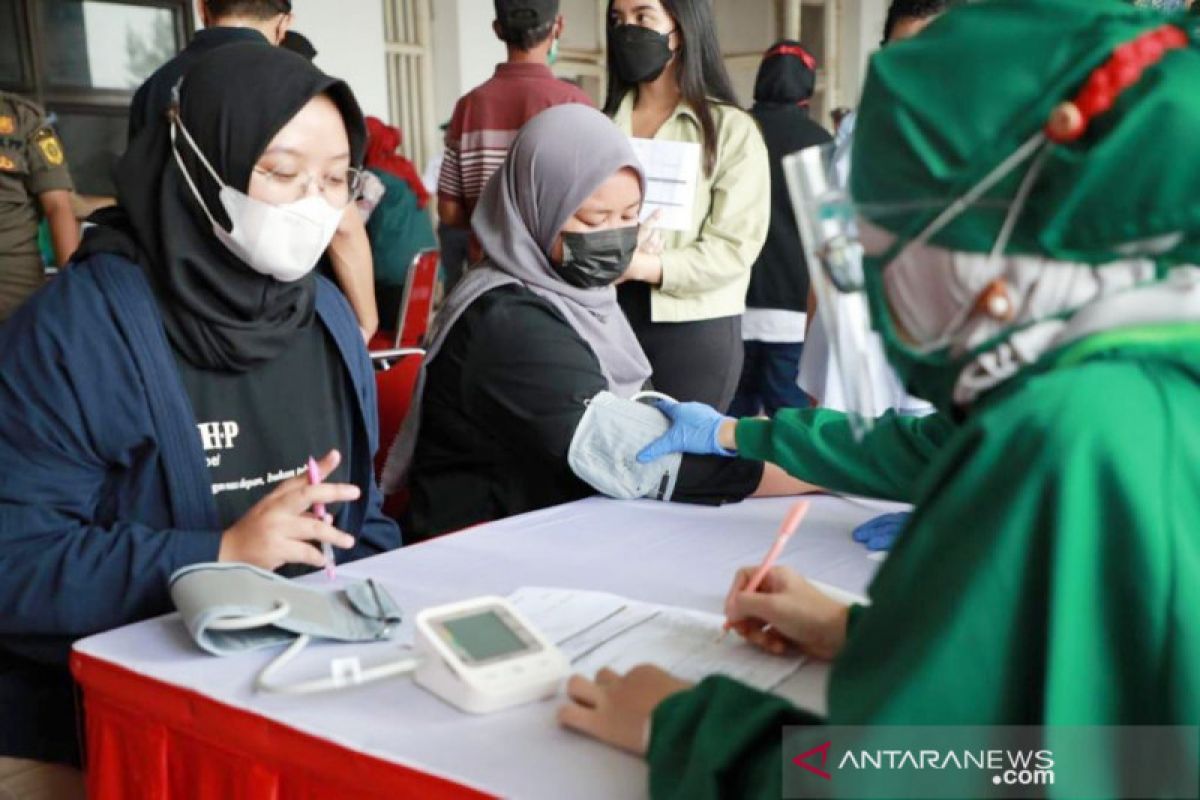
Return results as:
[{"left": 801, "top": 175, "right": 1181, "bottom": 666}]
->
[
  {"left": 851, "top": 511, "right": 910, "bottom": 552},
  {"left": 636, "top": 399, "right": 736, "bottom": 464}
]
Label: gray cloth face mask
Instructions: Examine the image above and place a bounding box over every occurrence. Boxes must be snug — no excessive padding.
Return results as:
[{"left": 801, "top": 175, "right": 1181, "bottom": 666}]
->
[
  {"left": 169, "top": 562, "right": 403, "bottom": 657},
  {"left": 558, "top": 226, "right": 640, "bottom": 288}
]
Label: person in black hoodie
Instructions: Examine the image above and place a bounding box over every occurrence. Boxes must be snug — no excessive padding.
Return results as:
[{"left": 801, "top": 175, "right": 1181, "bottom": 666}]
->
[{"left": 730, "top": 42, "right": 832, "bottom": 418}]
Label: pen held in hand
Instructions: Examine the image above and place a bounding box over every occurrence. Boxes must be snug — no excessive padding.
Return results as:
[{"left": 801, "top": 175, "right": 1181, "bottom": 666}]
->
[
  {"left": 306, "top": 456, "right": 336, "bottom": 580},
  {"left": 718, "top": 500, "right": 811, "bottom": 642}
]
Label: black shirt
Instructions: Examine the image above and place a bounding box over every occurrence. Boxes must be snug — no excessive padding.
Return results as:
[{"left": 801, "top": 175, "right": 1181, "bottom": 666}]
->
[
  {"left": 405, "top": 285, "right": 763, "bottom": 541},
  {"left": 745, "top": 103, "right": 832, "bottom": 312},
  {"left": 174, "top": 321, "right": 355, "bottom": 528},
  {"left": 128, "top": 27, "right": 270, "bottom": 144}
]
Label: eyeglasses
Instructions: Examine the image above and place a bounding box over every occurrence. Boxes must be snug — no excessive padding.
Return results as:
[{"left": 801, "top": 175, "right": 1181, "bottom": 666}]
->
[{"left": 251, "top": 165, "right": 365, "bottom": 208}]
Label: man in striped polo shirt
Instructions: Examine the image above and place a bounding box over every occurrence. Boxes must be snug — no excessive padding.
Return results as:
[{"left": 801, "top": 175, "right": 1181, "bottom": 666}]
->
[{"left": 437, "top": 0, "right": 592, "bottom": 269}]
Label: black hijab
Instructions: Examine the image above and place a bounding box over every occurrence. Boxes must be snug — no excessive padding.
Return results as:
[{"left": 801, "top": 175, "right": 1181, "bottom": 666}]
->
[
  {"left": 78, "top": 43, "right": 366, "bottom": 372},
  {"left": 753, "top": 40, "right": 817, "bottom": 106}
]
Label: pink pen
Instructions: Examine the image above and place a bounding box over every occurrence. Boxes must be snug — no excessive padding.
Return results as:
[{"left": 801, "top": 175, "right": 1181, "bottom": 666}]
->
[
  {"left": 306, "top": 456, "right": 335, "bottom": 579},
  {"left": 720, "top": 500, "right": 811, "bottom": 639}
]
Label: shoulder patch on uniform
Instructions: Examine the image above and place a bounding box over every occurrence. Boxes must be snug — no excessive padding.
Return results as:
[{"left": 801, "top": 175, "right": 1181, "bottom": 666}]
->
[
  {"left": 34, "top": 128, "right": 64, "bottom": 166},
  {"left": 0, "top": 154, "right": 15, "bottom": 171},
  {"left": 0, "top": 116, "right": 14, "bottom": 135}
]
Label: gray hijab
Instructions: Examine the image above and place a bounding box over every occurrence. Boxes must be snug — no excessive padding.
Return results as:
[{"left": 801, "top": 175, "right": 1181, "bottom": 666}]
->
[{"left": 381, "top": 103, "right": 652, "bottom": 492}]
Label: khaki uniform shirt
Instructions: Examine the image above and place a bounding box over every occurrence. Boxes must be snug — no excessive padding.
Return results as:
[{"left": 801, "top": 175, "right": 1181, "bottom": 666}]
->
[
  {"left": 0, "top": 91, "right": 73, "bottom": 318},
  {"left": 612, "top": 92, "right": 769, "bottom": 323}
]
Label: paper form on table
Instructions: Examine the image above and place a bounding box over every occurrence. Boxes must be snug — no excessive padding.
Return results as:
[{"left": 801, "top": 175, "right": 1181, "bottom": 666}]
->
[{"left": 507, "top": 586, "right": 804, "bottom": 691}]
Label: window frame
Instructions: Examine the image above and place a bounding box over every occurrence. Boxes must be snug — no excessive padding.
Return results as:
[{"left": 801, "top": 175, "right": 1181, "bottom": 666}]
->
[
  {"left": 0, "top": 0, "right": 36, "bottom": 92},
  {"left": 5, "top": 0, "right": 194, "bottom": 108},
  {"left": 1, "top": 0, "right": 193, "bottom": 196}
]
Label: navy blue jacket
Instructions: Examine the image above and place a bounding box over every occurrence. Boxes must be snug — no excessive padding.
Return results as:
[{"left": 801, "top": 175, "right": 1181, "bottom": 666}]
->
[{"left": 0, "top": 254, "right": 400, "bottom": 761}]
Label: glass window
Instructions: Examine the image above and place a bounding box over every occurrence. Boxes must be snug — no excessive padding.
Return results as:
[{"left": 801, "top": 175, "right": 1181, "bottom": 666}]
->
[
  {"left": 49, "top": 108, "right": 129, "bottom": 196},
  {"left": 0, "top": 0, "right": 28, "bottom": 87},
  {"left": 40, "top": 1, "right": 179, "bottom": 91}
]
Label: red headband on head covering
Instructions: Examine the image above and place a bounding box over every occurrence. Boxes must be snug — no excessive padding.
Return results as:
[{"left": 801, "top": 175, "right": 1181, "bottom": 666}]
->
[{"left": 766, "top": 43, "right": 817, "bottom": 72}]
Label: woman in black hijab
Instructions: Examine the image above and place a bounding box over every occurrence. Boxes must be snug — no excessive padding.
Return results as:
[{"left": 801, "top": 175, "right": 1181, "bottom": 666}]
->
[{"left": 0, "top": 43, "right": 399, "bottom": 768}]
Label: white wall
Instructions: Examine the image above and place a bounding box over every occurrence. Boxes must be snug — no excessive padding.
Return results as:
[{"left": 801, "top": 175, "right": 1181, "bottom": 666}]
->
[
  {"left": 290, "top": 0, "right": 390, "bottom": 120},
  {"left": 558, "top": 0, "right": 600, "bottom": 51},
  {"left": 714, "top": 1, "right": 775, "bottom": 106},
  {"left": 837, "top": 0, "right": 889, "bottom": 108},
  {"left": 189, "top": 0, "right": 391, "bottom": 119},
  {"left": 431, "top": 0, "right": 507, "bottom": 125}
]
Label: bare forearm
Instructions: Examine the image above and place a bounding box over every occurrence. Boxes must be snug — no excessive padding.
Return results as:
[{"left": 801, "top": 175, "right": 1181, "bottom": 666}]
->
[
  {"left": 751, "top": 461, "right": 822, "bottom": 497},
  {"left": 627, "top": 251, "right": 663, "bottom": 285},
  {"left": 806, "top": 286, "right": 817, "bottom": 336},
  {"left": 328, "top": 212, "right": 378, "bottom": 338},
  {"left": 616, "top": 251, "right": 663, "bottom": 287},
  {"left": 717, "top": 419, "right": 738, "bottom": 451},
  {"left": 438, "top": 198, "right": 470, "bottom": 229},
  {"left": 39, "top": 191, "right": 80, "bottom": 267}
]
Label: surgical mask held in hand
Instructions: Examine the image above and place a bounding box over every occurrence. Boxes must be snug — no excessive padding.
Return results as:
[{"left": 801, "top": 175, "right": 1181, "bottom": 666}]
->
[
  {"left": 558, "top": 226, "right": 639, "bottom": 288},
  {"left": 171, "top": 115, "right": 343, "bottom": 283},
  {"left": 608, "top": 24, "right": 674, "bottom": 84}
]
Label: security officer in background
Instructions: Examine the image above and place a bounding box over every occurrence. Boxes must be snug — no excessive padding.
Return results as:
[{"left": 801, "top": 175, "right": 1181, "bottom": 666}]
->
[{"left": 0, "top": 90, "right": 78, "bottom": 322}]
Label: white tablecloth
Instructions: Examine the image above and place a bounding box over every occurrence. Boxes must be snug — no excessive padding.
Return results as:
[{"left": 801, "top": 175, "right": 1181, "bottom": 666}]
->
[{"left": 75, "top": 495, "right": 892, "bottom": 799}]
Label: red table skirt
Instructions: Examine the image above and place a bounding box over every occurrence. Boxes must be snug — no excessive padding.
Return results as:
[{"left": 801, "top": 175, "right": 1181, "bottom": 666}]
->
[{"left": 71, "top": 652, "right": 492, "bottom": 800}]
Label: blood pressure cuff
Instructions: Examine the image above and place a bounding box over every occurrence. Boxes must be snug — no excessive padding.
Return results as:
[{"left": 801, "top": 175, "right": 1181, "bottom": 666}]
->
[
  {"left": 567, "top": 391, "right": 683, "bottom": 501},
  {"left": 169, "top": 562, "right": 403, "bottom": 657}
]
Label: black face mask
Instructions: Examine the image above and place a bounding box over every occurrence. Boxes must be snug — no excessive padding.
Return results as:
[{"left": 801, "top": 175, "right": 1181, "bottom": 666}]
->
[
  {"left": 557, "top": 226, "right": 639, "bottom": 288},
  {"left": 609, "top": 24, "right": 674, "bottom": 84}
]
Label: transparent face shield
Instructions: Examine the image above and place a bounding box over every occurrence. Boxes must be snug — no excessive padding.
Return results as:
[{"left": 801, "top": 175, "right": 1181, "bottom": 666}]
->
[
  {"left": 784, "top": 133, "right": 1052, "bottom": 431},
  {"left": 783, "top": 142, "right": 882, "bottom": 438}
]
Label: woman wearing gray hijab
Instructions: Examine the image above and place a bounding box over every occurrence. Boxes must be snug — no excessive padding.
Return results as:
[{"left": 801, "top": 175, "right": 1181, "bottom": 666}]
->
[{"left": 383, "top": 104, "right": 810, "bottom": 541}]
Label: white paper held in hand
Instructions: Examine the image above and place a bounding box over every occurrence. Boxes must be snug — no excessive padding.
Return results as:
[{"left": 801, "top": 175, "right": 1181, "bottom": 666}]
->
[{"left": 628, "top": 137, "right": 701, "bottom": 233}]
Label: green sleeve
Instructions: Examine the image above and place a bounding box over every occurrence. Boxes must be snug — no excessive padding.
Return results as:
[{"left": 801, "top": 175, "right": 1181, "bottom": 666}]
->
[
  {"left": 846, "top": 603, "right": 867, "bottom": 633},
  {"left": 735, "top": 408, "right": 957, "bottom": 503},
  {"left": 826, "top": 355, "right": 1200, "bottom": 739},
  {"left": 647, "top": 676, "right": 821, "bottom": 800}
]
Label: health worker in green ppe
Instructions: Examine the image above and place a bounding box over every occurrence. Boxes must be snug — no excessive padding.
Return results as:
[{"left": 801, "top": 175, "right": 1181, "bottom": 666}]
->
[{"left": 556, "top": 1, "right": 1200, "bottom": 797}]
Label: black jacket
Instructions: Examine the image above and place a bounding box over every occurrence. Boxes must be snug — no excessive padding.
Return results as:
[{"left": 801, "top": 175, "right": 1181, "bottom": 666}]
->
[
  {"left": 405, "top": 285, "right": 763, "bottom": 541},
  {"left": 745, "top": 103, "right": 832, "bottom": 312}
]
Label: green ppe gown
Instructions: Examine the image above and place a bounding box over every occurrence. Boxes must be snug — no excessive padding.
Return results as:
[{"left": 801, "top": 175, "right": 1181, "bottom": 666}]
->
[{"left": 645, "top": 330, "right": 1200, "bottom": 798}]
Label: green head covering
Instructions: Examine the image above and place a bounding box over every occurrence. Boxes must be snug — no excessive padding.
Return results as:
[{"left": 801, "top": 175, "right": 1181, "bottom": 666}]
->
[
  {"left": 848, "top": 0, "right": 1200, "bottom": 411},
  {"left": 853, "top": 0, "right": 1200, "bottom": 260}
]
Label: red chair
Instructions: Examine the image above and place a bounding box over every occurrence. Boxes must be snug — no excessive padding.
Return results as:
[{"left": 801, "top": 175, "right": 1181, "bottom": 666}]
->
[
  {"left": 366, "top": 329, "right": 394, "bottom": 352},
  {"left": 371, "top": 347, "right": 424, "bottom": 520},
  {"left": 398, "top": 248, "right": 441, "bottom": 347},
  {"left": 368, "top": 249, "right": 440, "bottom": 352},
  {"left": 396, "top": 249, "right": 439, "bottom": 348}
]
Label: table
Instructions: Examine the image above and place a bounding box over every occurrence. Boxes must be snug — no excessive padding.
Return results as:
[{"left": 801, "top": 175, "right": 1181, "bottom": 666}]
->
[{"left": 72, "top": 494, "right": 893, "bottom": 799}]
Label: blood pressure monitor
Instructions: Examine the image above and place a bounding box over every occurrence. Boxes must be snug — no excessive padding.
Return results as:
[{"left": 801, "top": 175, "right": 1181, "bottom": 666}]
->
[{"left": 413, "top": 596, "right": 569, "bottom": 713}]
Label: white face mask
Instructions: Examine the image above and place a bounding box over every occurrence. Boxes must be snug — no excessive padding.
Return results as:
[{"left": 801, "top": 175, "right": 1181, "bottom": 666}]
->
[{"left": 171, "top": 116, "right": 344, "bottom": 283}]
